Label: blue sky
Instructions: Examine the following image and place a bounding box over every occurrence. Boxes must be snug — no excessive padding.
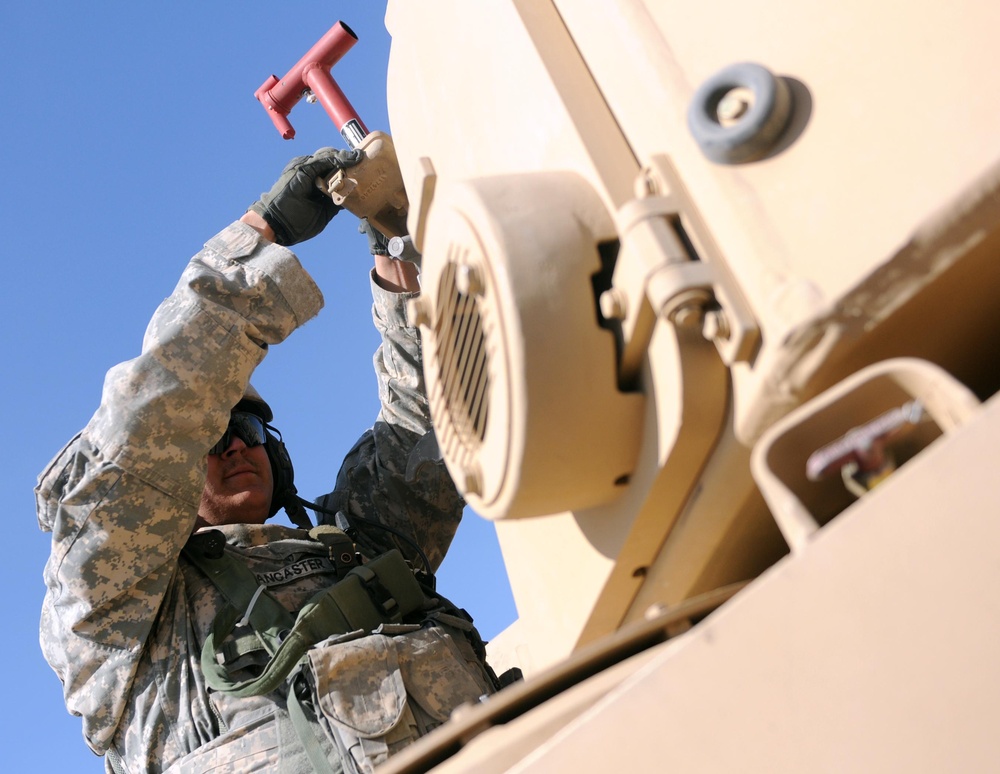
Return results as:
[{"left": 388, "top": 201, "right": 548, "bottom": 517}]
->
[{"left": 2, "top": 4, "right": 516, "bottom": 769}]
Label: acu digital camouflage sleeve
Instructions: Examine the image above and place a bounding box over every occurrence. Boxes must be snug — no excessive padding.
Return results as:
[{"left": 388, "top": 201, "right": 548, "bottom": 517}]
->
[
  {"left": 35, "top": 221, "right": 323, "bottom": 753},
  {"left": 316, "top": 274, "right": 465, "bottom": 573}
]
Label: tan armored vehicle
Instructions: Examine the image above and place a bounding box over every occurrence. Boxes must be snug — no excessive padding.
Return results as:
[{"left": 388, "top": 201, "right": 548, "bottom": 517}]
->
[{"left": 302, "top": 1, "right": 1000, "bottom": 770}]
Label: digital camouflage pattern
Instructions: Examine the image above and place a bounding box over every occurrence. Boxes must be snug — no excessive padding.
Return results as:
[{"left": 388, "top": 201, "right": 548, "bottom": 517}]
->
[
  {"left": 308, "top": 625, "right": 491, "bottom": 772},
  {"left": 36, "top": 222, "right": 481, "bottom": 773}
]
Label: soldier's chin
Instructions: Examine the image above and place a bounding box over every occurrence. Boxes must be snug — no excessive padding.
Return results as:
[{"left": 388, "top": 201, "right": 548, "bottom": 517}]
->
[{"left": 202, "top": 490, "right": 272, "bottom": 526}]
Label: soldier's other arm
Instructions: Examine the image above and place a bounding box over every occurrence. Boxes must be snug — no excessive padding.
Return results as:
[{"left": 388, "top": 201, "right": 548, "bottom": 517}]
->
[{"left": 317, "top": 228, "right": 464, "bottom": 572}]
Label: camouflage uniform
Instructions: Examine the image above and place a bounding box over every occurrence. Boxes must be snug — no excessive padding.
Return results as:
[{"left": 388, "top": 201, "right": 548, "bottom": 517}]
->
[{"left": 36, "top": 222, "right": 491, "bottom": 773}]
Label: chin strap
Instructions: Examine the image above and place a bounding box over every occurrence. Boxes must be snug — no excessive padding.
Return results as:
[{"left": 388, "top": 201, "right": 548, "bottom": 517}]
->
[{"left": 283, "top": 490, "right": 314, "bottom": 530}]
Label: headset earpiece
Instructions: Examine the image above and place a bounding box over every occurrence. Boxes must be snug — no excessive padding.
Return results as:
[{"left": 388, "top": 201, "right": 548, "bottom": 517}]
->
[{"left": 263, "top": 426, "right": 312, "bottom": 528}]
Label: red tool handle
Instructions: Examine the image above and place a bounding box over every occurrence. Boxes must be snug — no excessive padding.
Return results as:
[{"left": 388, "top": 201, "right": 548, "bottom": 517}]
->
[{"left": 255, "top": 21, "right": 369, "bottom": 146}]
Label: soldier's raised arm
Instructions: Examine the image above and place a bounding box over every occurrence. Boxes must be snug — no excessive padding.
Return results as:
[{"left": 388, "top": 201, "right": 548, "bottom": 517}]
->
[{"left": 36, "top": 148, "right": 360, "bottom": 754}]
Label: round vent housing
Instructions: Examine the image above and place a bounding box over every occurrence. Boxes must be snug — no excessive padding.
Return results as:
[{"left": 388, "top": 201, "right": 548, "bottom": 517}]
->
[{"left": 414, "top": 172, "right": 644, "bottom": 520}]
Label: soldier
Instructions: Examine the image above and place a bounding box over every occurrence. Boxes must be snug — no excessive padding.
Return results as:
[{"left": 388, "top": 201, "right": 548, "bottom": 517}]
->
[{"left": 36, "top": 149, "right": 496, "bottom": 773}]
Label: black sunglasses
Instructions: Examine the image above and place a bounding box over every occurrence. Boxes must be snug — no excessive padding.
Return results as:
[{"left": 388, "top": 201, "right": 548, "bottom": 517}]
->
[{"left": 209, "top": 411, "right": 268, "bottom": 455}]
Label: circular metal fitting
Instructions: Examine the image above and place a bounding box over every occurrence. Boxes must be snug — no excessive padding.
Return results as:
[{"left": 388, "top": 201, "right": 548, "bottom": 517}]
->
[
  {"left": 671, "top": 302, "right": 705, "bottom": 330},
  {"left": 688, "top": 62, "right": 794, "bottom": 164},
  {"left": 702, "top": 309, "right": 731, "bottom": 342},
  {"left": 664, "top": 289, "right": 712, "bottom": 329},
  {"left": 455, "top": 264, "right": 484, "bottom": 296},
  {"left": 599, "top": 289, "right": 628, "bottom": 321}
]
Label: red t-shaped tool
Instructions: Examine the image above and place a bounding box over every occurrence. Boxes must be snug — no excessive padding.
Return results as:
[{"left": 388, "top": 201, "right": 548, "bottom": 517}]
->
[{"left": 255, "top": 21, "right": 369, "bottom": 147}]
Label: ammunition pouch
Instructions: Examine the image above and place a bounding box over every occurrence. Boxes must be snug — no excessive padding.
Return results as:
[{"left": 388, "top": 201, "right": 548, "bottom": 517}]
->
[{"left": 294, "top": 618, "right": 493, "bottom": 773}]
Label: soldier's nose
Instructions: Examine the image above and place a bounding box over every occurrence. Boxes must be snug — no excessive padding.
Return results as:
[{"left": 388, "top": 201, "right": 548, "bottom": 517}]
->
[{"left": 221, "top": 435, "right": 249, "bottom": 456}]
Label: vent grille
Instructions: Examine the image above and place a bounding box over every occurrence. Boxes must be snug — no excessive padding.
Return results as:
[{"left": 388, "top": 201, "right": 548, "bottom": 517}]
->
[{"left": 430, "top": 248, "right": 492, "bottom": 470}]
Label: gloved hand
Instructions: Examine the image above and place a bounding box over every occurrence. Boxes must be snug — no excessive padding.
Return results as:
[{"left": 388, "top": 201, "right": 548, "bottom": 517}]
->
[
  {"left": 249, "top": 147, "right": 363, "bottom": 246},
  {"left": 358, "top": 218, "right": 390, "bottom": 256}
]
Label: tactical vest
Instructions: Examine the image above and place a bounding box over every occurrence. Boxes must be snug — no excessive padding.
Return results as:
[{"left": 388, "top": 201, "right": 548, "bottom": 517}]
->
[{"left": 181, "top": 526, "right": 498, "bottom": 774}]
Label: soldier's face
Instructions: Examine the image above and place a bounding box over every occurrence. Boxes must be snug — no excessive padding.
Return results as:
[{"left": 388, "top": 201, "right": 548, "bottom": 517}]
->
[{"left": 198, "top": 435, "right": 274, "bottom": 526}]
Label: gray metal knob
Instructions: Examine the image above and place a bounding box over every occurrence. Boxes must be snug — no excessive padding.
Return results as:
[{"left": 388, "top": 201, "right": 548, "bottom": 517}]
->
[{"left": 688, "top": 62, "right": 794, "bottom": 164}]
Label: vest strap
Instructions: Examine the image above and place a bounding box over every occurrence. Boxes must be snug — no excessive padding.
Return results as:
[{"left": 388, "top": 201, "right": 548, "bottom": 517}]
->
[{"left": 184, "top": 531, "right": 428, "bottom": 698}]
